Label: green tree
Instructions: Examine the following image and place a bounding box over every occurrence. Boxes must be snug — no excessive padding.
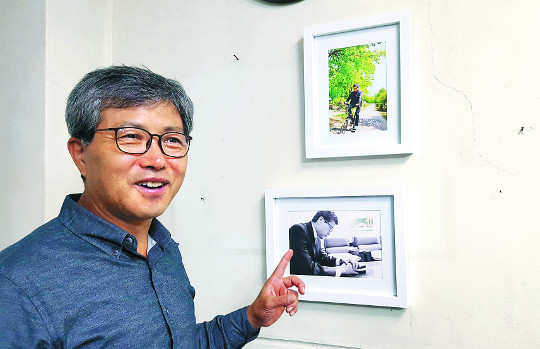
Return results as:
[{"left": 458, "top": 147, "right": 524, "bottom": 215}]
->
[
  {"left": 328, "top": 43, "right": 385, "bottom": 103},
  {"left": 375, "top": 87, "right": 387, "bottom": 111}
]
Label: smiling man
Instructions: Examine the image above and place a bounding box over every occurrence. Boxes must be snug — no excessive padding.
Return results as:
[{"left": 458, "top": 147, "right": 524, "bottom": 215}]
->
[
  {"left": 69, "top": 102, "right": 188, "bottom": 256},
  {"left": 0, "top": 66, "right": 304, "bottom": 348}
]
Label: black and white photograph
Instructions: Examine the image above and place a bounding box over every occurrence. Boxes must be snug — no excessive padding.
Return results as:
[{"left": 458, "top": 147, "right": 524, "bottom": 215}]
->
[
  {"left": 265, "top": 187, "right": 408, "bottom": 308},
  {"left": 288, "top": 210, "right": 383, "bottom": 279}
]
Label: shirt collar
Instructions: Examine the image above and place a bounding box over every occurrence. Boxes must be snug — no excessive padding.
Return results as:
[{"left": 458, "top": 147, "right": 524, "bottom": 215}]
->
[
  {"left": 310, "top": 221, "right": 318, "bottom": 241},
  {"left": 58, "top": 194, "right": 172, "bottom": 257}
]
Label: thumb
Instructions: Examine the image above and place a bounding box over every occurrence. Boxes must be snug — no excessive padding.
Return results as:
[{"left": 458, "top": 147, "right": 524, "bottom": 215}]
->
[{"left": 265, "top": 293, "right": 295, "bottom": 310}]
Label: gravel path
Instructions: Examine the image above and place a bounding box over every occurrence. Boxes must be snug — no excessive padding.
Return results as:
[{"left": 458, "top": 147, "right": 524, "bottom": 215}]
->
[{"left": 329, "top": 103, "right": 387, "bottom": 134}]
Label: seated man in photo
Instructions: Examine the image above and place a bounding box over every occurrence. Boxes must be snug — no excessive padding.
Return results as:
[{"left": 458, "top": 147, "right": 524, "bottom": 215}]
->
[{"left": 289, "top": 211, "right": 360, "bottom": 277}]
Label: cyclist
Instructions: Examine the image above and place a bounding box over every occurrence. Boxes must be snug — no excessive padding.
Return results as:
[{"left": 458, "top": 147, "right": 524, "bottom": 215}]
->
[{"left": 344, "top": 84, "right": 363, "bottom": 132}]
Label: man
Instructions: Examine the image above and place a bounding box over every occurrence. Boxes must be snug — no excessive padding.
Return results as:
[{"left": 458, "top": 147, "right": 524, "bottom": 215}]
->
[
  {"left": 0, "top": 66, "right": 305, "bottom": 348},
  {"left": 289, "top": 211, "right": 359, "bottom": 277},
  {"left": 345, "top": 84, "right": 363, "bottom": 132}
]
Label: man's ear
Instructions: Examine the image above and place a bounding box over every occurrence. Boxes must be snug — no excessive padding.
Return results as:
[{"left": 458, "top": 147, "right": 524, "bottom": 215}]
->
[{"left": 67, "top": 137, "right": 88, "bottom": 179}]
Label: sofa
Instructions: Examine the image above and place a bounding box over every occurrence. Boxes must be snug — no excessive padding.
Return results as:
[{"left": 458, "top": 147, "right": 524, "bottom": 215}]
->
[{"left": 324, "top": 236, "right": 382, "bottom": 261}]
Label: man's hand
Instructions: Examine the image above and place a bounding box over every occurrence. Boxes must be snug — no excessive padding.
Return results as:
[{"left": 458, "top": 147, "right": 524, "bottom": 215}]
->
[
  {"left": 335, "top": 262, "right": 359, "bottom": 277},
  {"left": 247, "top": 250, "right": 305, "bottom": 330},
  {"left": 337, "top": 256, "right": 361, "bottom": 269}
]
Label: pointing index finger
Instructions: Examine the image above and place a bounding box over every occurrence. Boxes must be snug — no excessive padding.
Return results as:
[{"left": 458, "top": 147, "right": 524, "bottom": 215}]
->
[{"left": 271, "top": 249, "right": 293, "bottom": 279}]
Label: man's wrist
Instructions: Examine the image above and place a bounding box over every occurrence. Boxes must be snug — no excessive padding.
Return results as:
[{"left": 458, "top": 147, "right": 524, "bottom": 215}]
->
[
  {"left": 246, "top": 304, "right": 262, "bottom": 330},
  {"left": 334, "top": 264, "right": 346, "bottom": 277}
]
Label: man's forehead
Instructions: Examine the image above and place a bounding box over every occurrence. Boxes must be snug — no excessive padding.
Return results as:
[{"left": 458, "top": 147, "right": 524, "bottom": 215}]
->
[
  {"left": 116, "top": 120, "right": 184, "bottom": 133},
  {"left": 100, "top": 103, "right": 184, "bottom": 131}
]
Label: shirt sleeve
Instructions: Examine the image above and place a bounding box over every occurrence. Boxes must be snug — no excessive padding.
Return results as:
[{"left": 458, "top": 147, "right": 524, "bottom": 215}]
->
[
  {"left": 196, "top": 306, "right": 259, "bottom": 348},
  {"left": 0, "top": 274, "right": 54, "bottom": 348}
]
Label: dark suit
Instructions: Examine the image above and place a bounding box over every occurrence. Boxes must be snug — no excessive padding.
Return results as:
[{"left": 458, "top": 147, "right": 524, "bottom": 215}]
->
[{"left": 289, "top": 222, "right": 337, "bottom": 276}]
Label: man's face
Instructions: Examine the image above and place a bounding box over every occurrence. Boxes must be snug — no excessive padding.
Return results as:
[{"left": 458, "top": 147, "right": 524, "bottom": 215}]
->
[
  {"left": 74, "top": 102, "right": 188, "bottom": 227},
  {"left": 353, "top": 86, "right": 359, "bottom": 92},
  {"left": 314, "top": 216, "right": 336, "bottom": 239}
]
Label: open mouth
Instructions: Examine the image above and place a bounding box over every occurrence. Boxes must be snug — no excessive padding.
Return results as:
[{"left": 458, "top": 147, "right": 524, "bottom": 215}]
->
[{"left": 137, "top": 181, "right": 167, "bottom": 189}]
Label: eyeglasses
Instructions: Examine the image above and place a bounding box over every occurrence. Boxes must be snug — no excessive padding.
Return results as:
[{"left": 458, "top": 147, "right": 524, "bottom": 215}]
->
[
  {"left": 94, "top": 127, "right": 192, "bottom": 158},
  {"left": 324, "top": 220, "right": 335, "bottom": 232}
]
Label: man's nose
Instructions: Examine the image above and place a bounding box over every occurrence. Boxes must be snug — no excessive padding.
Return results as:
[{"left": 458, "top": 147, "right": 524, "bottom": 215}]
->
[{"left": 140, "top": 136, "right": 166, "bottom": 169}]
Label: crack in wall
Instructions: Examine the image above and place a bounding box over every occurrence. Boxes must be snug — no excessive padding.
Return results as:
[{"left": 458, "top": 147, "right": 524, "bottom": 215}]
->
[{"left": 427, "top": 0, "right": 510, "bottom": 173}]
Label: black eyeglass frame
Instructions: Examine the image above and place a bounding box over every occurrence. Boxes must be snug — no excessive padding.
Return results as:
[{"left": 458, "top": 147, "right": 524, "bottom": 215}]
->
[
  {"left": 94, "top": 126, "right": 192, "bottom": 158},
  {"left": 324, "top": 220, "right": 335, "bottom": 232}
]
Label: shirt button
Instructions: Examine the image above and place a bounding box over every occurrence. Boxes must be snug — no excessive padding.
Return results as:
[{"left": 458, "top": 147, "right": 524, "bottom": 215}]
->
[
  {"left": 166, "top": 308, "right": 170, "bottom": 315},
  {"left": 125, "top": 237, "right": 133, "bottom": 245},
  {"left": 112, "top": 250, "right": 119, "bottom": 256}
]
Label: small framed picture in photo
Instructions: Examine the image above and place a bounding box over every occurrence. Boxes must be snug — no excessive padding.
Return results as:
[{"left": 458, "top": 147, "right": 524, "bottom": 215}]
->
[
  {"left": 304, "top": 12, "right": 412, "bottom": 158},
  {"left": 265, "top": 187, "right": 408, "bottom": 308}
]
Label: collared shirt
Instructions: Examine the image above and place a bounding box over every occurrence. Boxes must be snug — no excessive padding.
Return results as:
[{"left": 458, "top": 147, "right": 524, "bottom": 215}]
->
[{"left": 0, "top": 194, "right": 258, "bottom": 348}]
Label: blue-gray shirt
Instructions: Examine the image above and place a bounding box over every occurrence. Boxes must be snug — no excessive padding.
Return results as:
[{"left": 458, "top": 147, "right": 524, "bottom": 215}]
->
[{"left": 0, "top": 194, "right": 258, "bottom": 348}]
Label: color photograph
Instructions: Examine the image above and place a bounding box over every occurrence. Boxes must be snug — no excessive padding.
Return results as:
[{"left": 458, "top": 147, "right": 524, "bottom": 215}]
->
[
  {"left": 304, "top": 13, "right": 412, "bottom": 158},
  {"left": 328, "top": 42, "right": 387, "bottom": 135}
]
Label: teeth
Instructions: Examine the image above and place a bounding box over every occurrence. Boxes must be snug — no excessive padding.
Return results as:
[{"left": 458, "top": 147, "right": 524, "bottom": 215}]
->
[{"left": 139, "top": 182, "right": 165, "bottom": 188}]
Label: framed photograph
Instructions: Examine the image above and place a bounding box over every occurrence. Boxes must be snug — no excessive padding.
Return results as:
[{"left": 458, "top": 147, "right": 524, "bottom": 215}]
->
[
  {"left": 304, "top": 12, "right": 412, "bottom": 158},
  {"left": 265, "top": 187, "right": 408, "bottom": 308}
]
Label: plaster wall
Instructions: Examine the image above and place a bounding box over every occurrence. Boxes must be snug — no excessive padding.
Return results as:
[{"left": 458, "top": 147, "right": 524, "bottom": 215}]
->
[
  {"left": 0, "top": 1, "right": 46, "bottom": 249},
  {"left": 108, "top": 1, "right": 540, "bottom": 348},
  {"left": 2, "top": 0, "right": 539, "bottom": 348},
  {"left": 44, "top": 0, "right": 113, "bottom": 219}
]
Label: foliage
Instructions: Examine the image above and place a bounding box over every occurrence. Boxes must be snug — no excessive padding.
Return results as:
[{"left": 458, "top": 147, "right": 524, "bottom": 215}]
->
[
  {"left": 375, "top": 87, "right": 387, "bottom": 111},
  {"left": 363, "top": 96, "right": 376, "bottom": 104},
  {"left": 328, "top": 43, "right": 385, "bottom": 104}
]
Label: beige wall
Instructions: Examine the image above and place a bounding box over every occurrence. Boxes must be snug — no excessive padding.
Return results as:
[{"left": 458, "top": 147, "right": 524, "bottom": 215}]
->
[
  {"left": 2, "top": 0, "right": 540, "bottom": 347},
  {"left": 45, "top": 0, "right": 113, "bottom": 218},
  {"left": 0, "top": 1, "right": 46, "bottom": 248}
]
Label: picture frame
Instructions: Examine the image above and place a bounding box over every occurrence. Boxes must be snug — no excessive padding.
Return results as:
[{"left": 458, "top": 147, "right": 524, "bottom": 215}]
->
[
  {"left": 304, "top": 12, "right": 412, "bottom": 158},
  {"left": 265, "top": 187, "right": 408, "bottom": 308}
]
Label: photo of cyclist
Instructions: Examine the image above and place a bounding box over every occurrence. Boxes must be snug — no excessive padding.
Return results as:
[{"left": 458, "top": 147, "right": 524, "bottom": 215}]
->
[{"left": 344, "top": 84, "right": 363, "bottom": 132}]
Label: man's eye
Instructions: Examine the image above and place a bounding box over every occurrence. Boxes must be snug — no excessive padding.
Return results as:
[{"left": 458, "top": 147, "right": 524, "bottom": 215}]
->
[
  {"left": 164, "top": 135, "right": 185, "bottom": 145},
  {"left": 119, "top": 133, "right": 143, "bottom": 141},
  {"left": 167, "top": 137, "right": 182, "bottom": 144}
]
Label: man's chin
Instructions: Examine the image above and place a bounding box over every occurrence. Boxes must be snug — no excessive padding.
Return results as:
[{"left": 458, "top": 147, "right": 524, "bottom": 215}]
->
[
  {"left": 136, "top": 196, "right": 173, "bottom": 216},
  {"left": 142, "top": 207, "right": 168, "bottom": 219},
  {"left": 129, "top": 204, "right": 169, "bottom": 221}
]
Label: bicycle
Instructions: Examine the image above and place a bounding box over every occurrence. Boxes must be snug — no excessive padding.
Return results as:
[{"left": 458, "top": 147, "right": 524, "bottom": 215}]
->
[{"left": 341, "top": 102, "right": 356, "bottom": 133}]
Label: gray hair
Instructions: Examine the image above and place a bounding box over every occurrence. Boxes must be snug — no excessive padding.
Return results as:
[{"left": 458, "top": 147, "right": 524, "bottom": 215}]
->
[{"left": 66, "top": 65, "right": 194, "bottom": 145}]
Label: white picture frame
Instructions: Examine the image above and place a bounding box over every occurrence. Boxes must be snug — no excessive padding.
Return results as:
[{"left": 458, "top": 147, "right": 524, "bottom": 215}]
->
[
  {"left": 304, "top": 11, "right": 412, "bottom": 158},
  {"left": 265, "top": 187, "right": 408, "bottom": 308}
]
